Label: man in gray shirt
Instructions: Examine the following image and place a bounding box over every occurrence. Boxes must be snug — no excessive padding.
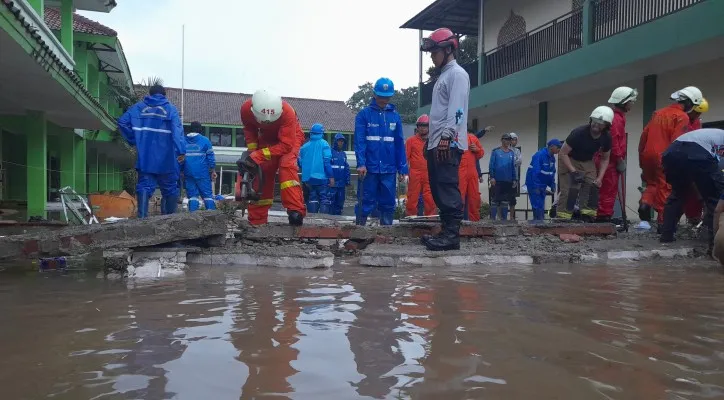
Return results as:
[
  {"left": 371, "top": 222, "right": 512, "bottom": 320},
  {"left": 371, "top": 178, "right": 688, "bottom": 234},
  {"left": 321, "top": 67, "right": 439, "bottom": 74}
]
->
[{"left": 420, "top": 27, "right": 470, "bottom": 251}]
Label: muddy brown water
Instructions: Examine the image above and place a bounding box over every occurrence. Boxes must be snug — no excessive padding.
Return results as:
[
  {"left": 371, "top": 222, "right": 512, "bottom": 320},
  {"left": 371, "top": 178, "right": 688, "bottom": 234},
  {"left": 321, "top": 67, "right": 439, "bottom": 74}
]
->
[{"left": 1, "top": 262, "right": 724, "bottom": 399}]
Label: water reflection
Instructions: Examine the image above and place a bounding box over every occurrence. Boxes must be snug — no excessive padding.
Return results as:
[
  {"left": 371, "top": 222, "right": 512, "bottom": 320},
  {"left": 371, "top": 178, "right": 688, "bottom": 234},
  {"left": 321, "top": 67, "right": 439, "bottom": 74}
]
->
[{"left": 0, "top": 263, "right": 723, "bottom": 399}]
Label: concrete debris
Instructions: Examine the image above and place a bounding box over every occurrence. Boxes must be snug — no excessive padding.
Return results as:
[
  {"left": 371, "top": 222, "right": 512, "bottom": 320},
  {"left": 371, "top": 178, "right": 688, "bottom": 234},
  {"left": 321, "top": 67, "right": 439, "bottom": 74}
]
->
[
  {"left": 559, "top": 233, "right": 583, "bottom": 243},
  {"left": 127, "top": 258, "right": 186, "bottom": 279}
]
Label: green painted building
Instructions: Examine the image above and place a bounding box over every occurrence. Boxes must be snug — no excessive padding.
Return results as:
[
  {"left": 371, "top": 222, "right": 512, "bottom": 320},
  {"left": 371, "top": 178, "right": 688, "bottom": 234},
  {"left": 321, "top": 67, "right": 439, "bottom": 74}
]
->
[
  {"left": 403, "top": 0, "right": 724, "bottom": 215},
  {"left": 0, "top": 0, "right": 133, "bottom": 219}
]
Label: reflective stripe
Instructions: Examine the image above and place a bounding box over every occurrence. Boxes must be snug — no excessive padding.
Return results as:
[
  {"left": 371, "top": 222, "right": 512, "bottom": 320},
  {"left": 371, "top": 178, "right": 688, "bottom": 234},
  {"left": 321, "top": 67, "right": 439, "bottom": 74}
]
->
[
  {"left": 366, "top": 136, "right": 394, "bottom": 142},
  {"left": 132, "top": 127, "right": 172, "bottom": 133},
  {"left": 332, "top": 165, "right": 344, "bottom": 169},
  {"left": 203, "top": 198, "right": 214, "bottom": 201},
  {"left": 247, "top": 143, "right": 258, "bottom": 150},
  {"left": 367, "top": 136, "right": 381, "bottom": 141},
  {"left": 581, "top": 208, "right": 596, "bottom": 216},
  {"left": 383, "top": 137, "right": 395, "bottom": 142},
  {"left": 262, "top": 147, "right": 271, "bottom": 160},
  {"left": 541, "top": 171, "right": 553, "bottom": 175},
  {"left": 254, "top": 199, "right": 273, "bottom": 206},
  {"left": 557, "top": 211, "right": 573, "bottom": 219},
  {"left": 140, "top": 106, "right": 168, "bottom": 118},
  {"left": 206, "top": 149, "right": 214, "bottom": 154},
  {"left": 280, "top": 180, "right": 300, "bottom": 190},
  {"left": 186, "top": 153, "right": 204, "bottom": 157}
]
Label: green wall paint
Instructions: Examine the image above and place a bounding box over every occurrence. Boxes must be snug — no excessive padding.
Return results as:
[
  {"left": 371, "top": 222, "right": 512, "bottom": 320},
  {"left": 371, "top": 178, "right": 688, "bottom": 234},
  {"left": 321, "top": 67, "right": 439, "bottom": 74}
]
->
[
  {"left": 582, "top": 0, "right": 594, "bottom": 46},
  {"left": 643, "top": 74, "right": 657, "bottom": 127},
  {"left": 28, "top": 0, "right": 43, "bottom": 15},
  {"left": 59, "top": 130, "right": 75, "bottom": 189},
  {"left": 60, "top": 0, "right": 73, "bottom": 56},
  {"left": 538, "top": 102, "right": 548, "bottom": 149},
  {"left": 73, "top": 43, "right": 88, "bottom": 86},
  {"left": 75, "top": 136, "right": 86, "bottom": 193},
  {"left": 88, "top": 150, "right": 98, "bottom": 193},
  {"left": 461, "top": 1, "right": 724, "bottom": 112},
  {"left": 26, "top": 112, "right": 47, "bottom": 217}
]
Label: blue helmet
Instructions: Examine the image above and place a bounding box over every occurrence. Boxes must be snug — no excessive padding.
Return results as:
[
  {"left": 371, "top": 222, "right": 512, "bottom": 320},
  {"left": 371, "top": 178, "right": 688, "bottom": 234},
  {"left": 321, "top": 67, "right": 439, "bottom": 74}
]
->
[
  {"left": 373, "top": 77, "right": 395, "bottom": 97},
  {"left": 310, "top": 123, "right": 325, "bottom": 134}
]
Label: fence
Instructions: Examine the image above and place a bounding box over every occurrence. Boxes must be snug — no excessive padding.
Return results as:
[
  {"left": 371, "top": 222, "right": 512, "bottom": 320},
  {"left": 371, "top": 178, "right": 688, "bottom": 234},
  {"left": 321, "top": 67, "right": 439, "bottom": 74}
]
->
[{"left": 593, "top": 0, "right": 704, "bottom": 41}]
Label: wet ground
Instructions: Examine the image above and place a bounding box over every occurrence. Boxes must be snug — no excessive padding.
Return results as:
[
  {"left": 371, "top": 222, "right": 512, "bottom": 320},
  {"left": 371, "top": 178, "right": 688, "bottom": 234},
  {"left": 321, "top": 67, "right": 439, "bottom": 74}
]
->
[{"left": 1, "top": 262, "right": 724, "bottom": 399}]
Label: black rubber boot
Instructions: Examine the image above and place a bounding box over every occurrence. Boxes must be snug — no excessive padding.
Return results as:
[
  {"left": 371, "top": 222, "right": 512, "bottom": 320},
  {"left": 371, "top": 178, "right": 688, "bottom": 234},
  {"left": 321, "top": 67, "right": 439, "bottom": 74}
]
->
[
  {"left": 425, "top": 220, "right": 461, "bottom": 251},
  {"left": 638, "top": 203, "right": 652, "bottom": 222},
  {"left": 595, "top": 215, "right": 612, "bottom": 223},
  {"left": 288, "top": 211, "right": 304, "bottom": 226}
]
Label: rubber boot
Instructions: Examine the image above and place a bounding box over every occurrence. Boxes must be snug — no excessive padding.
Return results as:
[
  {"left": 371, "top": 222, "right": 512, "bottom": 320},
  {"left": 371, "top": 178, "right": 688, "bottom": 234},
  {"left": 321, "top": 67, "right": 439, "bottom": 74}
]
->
[
  {"left": 188, "top": 199, "right": 200, "bottom": 212},
  {"left": 204, "top": 199, "right": 217, "bottom": 211},
  {"left": 288, "top": 210, "right": 304, "bottom": 226},
  {"left": 425, "top": 219, "right": 461, "bottom": 251},
  {"left": 638, "top": 203, "right": 652, "bottom": 222},
  {"left": 137, "top": 191, "right": 150, "bottom": 218},
  {"left": 595, "top": 215, "right": 612, "bottom": 223},
  {"left": 490, "top": 205, "right": 498, "bottom": 220},
  {"left": 380, "top": 212, "right": 394, "bottom": 226},
  {"left": 500, "top": 207, "right": 509, "bottom": 221},
  {"left": 163, "top": 196, "right": 179, "bottom": 215}
]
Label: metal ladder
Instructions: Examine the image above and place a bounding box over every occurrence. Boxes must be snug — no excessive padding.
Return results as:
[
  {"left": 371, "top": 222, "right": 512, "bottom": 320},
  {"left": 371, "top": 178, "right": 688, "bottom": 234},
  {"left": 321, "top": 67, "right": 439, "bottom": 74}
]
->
[{"left": 59, "top": 186, "right": 99, "bottom": 225}]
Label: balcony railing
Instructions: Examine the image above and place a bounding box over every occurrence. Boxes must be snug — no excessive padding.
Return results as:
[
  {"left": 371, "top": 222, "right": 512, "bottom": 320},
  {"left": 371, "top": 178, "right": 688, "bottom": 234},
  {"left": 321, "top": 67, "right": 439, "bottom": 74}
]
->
[
  {"left": 485, "top": 9, "right": 583, "bottom": 83},
  {"left": 593, "top": 0, "right": 704, "bottom": 42}
]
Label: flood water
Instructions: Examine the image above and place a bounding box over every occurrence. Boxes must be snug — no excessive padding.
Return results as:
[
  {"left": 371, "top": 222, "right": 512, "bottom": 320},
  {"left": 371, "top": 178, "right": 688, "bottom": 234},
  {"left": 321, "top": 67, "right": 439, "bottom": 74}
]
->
[{"left": 1, "top": 262, "right": 724, "bottom": 399}]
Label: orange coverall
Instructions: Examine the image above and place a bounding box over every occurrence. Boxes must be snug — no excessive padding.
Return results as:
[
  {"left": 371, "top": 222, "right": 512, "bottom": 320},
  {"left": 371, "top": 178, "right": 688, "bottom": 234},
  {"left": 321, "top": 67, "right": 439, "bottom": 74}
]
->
[
  {"left": 240, "top": 100, "right": 306, "bottom": 225},
  {"left": 405, "top": 134, "right": 435, "bottom": 216},
  {"left": 683, "top": 117, "right": 703, "bottom": 220},
  {"left": 459, "top": 133, "right": 484, "bottom": 221},
  {"left": 639, "top": 104, "right": 690, "bottom": 223}
]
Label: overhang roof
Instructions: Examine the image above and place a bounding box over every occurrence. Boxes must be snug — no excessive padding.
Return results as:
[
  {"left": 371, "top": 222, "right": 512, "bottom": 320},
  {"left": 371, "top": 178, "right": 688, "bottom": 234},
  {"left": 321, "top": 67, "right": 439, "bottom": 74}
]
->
[
  {"left": 400, "top": 0, "right": 480, "bottom": 36},
  {"left": 46, "top": 0, "right": 117, "bottom": 13}
]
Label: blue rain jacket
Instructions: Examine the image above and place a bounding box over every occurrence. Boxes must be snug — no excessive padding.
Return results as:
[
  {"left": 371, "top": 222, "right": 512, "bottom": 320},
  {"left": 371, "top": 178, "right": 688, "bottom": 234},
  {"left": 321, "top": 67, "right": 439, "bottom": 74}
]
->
[
  {"left": 525, "top": 147, "right": 557, "bottom": 191},
  {"left": 331, "top": 133, "right": 351, "bottom": 188},
  {"left": 118, "top": 94, "right": 186, "bottom": 174},
  {"left": 299, "top": 130, "right": 333, "bottom": 184},
  {"left": 182, "top": 132, "right": 216, "bottom": 178},
  {"left": 489, "top": 147, "right": 517, "bottom": 182},
  {"left": 354, "top": 99, "right": 408, "bottom": 175}
]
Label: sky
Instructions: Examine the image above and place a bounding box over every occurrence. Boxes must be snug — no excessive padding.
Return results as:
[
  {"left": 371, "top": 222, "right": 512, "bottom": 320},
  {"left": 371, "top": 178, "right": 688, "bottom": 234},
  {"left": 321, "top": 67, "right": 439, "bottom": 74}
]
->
[{"left": 79, "top": 0, "right": 435, "bottom": 101}]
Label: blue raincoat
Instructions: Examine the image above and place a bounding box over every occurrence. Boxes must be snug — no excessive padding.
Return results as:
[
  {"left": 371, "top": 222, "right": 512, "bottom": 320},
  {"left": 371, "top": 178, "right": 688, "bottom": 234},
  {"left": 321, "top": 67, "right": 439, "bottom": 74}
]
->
[
  {"left": 329, "top": 133, "right": 351, "bottom": 215},
  {"left": 525, "top": 147, "right": 557, "bottom": 220},
  {"left": 299, "top": 130, "right": 333, "bottom": 213},
  {"left": 183, "top": 132, "right": 217, "bottom": 211}
]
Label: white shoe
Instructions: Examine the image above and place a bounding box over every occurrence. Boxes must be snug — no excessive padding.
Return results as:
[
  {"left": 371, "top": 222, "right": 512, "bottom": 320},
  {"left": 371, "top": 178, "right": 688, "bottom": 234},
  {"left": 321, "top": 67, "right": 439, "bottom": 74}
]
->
[{"left": 636, "top": 221, "right": 651, "bottom": 231}]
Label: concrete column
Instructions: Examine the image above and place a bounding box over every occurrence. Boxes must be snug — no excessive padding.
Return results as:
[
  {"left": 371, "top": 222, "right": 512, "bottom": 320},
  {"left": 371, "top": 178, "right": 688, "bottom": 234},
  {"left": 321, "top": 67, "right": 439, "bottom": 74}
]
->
[
  {"left": 74, "top": 136, "right": 86, "bottom": 194},
  {"left": 643, "top": 74, "right": 657, "bottom": 127},
  {"left": 87, "top": 56, "right": 99, "bottom": 100},
  {"left": 88, "top": 150, "right": 98, "bottom": 193},
  {"left": 60, "top": 0, "right": 74, "bottom": 57},
  {"left": 28, "top": 0, "right": 43, "bottom": 15},
  {"left": 97, "top": 154, "right": 106, "bottom": 192},
  {"left": 59, "top": 131, "right": 75, "bottom": 189},
  {"left": 477, "top": 0, "right": 485, "bottom": 84},
  {"left": 25, "top": 111, "right": 47, "bottom": 217},
  {"left": 73, "top": 43, "right": 88, "bottom": 86},
  {"left": 538, "top": 102, "right": 548, "bottom": 148},
  {"left": 582, "top": 0, "right": 594, "bottom": 45}
]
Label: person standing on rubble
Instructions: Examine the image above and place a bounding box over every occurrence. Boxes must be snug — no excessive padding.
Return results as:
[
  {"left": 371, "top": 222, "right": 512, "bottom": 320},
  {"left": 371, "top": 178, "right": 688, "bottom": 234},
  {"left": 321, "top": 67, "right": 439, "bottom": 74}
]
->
[
  {"left": 460, "top": 126, "right": 484, "bottom": 221},
  {"left": 419, "top": 27, "right": 469, "bottom": 251},
  {"left": 508, "top": 133, "right": 522, "bottom": 220},
  {"left": 328, "top": 133, "right": 351, "bottom": 215},
  {"left": 638, "top": 86, "right": 704, "bottom": 230},
  {"left": 682, "top": 98, "right": 710, "bottom": 226},
  {"left": 299, "top": 123, "right": 334, "bottom": 214},
  {"left": 405, "top": 114, "right": 435, "bottom": 217},
  {"left": 239, "top": 89, "right": 306, "bottom": 226},
  {"left": 489, "top": 133, "right": 517, "bottom": 220},
  {"left": 557, "top": 106, "right": 614, "bottom": 221},
  {"left": 182, "top": 121, "right": 217, "bottom": 212},
  {"left": 353, "top": 77, "right": 408, "bottom": 226},
  {"left": 525, "top": 139, "right": 562, "bottom": 221},
  {"left": 118, "top": 84, "right": 186, "bottom": 218}
]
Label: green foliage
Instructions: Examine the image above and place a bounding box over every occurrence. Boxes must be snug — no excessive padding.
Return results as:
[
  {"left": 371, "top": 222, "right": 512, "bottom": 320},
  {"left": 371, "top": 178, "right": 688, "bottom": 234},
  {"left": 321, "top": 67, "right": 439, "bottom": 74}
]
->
[
  {"left": 345, "top": 82, "right": 420, "bottom": 124},
  {"left": 426, "top": 36, "right": 478, "bottom": 79},
  {"left": 480, "top": 202, "right": 491, "bottom": 219},
  {"left": 394, "top": 203, "right": 406, "bottom": 220}
]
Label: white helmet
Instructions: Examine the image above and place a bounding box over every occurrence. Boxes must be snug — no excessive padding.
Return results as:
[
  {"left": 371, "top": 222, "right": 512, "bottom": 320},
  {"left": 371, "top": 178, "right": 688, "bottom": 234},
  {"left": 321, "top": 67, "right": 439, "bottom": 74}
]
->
[
  {"left": 671, "top": 86, "right": 704, "bottom": 105},
  {"left": 251, "top": 89, "right": 283, "bottom": 123},
  {"left": 508, "top": 132, "right": 518, "bottom": 140},
  {"left": 590, "top": 106, "right": 614, "bottom": 124},
  {"left": 608, "top": 86, "right": 638, "bottom": 105}
]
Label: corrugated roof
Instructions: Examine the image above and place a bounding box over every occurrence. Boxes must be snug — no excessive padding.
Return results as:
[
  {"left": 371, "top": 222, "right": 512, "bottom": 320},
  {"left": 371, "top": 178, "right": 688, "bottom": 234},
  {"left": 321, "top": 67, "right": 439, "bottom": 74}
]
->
[
  {"left": 164, "top": 87, "right": 356, "bottom": 132},
  {"left": 44, "top": 7, "right": 117, "bottom": 36}
]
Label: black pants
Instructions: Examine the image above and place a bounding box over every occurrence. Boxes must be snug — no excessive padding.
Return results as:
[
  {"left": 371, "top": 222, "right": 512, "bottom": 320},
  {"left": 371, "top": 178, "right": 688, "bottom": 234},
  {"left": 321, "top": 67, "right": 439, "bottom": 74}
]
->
[
  {"left": 661, "top": 141, "right": 724, "bottom": 240},
  {"left": 426, "top": 148, "right": 464, "bottom": 223},
  {"left": 492, "top": 181, "right": 515, "bottom": 207}
]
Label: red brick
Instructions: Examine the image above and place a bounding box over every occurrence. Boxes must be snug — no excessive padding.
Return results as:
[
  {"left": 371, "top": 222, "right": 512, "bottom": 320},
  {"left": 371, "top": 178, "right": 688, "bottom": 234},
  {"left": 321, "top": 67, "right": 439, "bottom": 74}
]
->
[
  {"left": 296, "top": 226, "right": 350, "bottom": 239},
  {"left": 22, "top": 240, "right": 39, "bottom": 256},
  {"left": 375, "top": 235, "right": 393, "bottom": 244},
  {"left": 522, "top": 224, "right": 615, "bottom": 236},
  {"left": 460, "top": 226, "right": 496, "bottom": 237},
  {"left": 560, "top": 233, "right": 582, "bottom": 243}
]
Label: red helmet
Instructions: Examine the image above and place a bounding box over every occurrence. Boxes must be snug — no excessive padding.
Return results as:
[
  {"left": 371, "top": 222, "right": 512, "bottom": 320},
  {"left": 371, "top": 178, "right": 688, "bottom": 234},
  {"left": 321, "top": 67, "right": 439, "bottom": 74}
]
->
[
  {"left": 420, "top": 28, "right": 459, "bottom": 52},
  {"left": 416, "top": 114, "right": 430, "bottom": 126}
]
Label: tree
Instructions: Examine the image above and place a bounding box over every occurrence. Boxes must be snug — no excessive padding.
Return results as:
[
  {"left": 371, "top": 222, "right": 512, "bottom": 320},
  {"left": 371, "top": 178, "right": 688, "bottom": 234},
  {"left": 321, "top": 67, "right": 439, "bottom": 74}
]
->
[
  {"left": 426, "top": 36, "right": 478, "bottom": 80},
  {"left": 345, "top": 83, "right": 419, "bottom": 124}
]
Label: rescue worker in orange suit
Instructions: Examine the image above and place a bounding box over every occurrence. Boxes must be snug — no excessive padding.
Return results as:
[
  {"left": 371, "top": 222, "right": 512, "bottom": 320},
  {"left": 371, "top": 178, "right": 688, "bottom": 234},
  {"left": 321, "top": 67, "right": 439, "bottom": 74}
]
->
[
  {"left": 460, "top": 126, "right": 484, "bottom": 221},
  {"left": 682, "top": 98, "right": 709, "bottom": 226},
  {"left": 595, "top": 86, "right": 637, "bottom": 223},
  {"left": 638, "top": 86, "right": 704, "bottom": 230},
  {"left": 239, "top": 89, "right": 306, "bottom": 226},
  {"left": 405, "top": 115, "right": 435, "bottom": 216}
]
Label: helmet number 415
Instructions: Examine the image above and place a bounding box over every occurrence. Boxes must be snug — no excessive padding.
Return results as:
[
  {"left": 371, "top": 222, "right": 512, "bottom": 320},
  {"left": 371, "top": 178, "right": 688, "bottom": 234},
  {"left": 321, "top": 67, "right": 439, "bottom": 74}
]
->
[{"left": 261, "top": 109, "right": 276, "bottom": 115}]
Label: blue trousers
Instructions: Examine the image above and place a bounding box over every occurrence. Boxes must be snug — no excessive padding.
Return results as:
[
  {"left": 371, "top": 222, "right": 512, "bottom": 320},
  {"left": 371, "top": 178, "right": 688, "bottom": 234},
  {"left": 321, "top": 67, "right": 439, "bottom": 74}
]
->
[
  {"left": 184, "top": 175, "right": 213, "bottom": 200},
  {"left": 529, "top": 186, "right": 546, "bottom": 220},
  {"left": 306, "top": 184, "right": 331, "bottom": 213},
  {"left": 358, "top": 173, "right": 396, "bottom": 216},
  {"left": 328, "top": 186, "right": 346, "bottom": 215},
  {"left": 137, "top": 172, "right": 179, "bottom": 197}
]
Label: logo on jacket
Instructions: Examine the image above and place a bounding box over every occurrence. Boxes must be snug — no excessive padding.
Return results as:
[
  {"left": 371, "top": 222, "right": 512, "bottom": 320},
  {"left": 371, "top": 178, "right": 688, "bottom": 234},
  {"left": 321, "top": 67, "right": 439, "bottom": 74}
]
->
[
  {"left": 389, "top": 123, "right": 397, "bottom": 131},
  {"left": 367, "top": 123, "right": 380, "bottom": 128}
]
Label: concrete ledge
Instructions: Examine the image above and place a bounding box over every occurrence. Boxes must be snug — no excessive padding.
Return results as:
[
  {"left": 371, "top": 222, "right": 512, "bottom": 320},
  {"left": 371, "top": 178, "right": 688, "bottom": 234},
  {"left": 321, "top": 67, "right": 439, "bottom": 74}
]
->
[
  {"left": 187, "top": 245, "right": 333, "bottom": 269},
  {"left": 131, "top": 247, "right": 201, "bottom": 263}
]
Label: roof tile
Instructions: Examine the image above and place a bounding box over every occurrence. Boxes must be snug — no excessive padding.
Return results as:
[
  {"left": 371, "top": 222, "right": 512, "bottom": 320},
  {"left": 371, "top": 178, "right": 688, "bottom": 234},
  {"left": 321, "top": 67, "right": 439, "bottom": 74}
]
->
[
  {"left": 44, "top": 7, "right": 117, "bottom": 37},
  {"left": 165, "top": 88, "right": 356, "bottom": 132}
]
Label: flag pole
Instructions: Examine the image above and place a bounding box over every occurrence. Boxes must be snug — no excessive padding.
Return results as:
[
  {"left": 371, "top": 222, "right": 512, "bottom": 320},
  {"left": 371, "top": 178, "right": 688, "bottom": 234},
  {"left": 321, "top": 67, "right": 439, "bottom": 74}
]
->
[{"left": 181, "top": 24, "right": 185, "bottom": 123}]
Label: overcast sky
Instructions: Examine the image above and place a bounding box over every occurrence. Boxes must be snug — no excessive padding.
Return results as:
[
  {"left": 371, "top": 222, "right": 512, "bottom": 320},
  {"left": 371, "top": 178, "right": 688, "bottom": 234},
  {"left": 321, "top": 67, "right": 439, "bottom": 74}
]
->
[{"left": 79, "top": 0, "right": 435, "bottom": 101}]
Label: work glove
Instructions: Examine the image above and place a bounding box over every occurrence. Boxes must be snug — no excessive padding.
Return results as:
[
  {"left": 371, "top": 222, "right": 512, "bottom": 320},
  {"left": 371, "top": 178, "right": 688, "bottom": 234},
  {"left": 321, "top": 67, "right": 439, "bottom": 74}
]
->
[
  {"left": 616, "top": 158, "right": 627, "bottom": 173},
  {"left": 435, "top": 130, "right": 454, "bottom": 163},
  {"left": 570, "top": 171, "right": 585, "bottom": 184}
]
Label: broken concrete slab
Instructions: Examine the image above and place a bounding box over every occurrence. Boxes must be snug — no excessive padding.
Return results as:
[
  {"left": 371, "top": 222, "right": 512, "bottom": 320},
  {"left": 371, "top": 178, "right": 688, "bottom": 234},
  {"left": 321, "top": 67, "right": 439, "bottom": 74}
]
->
[
  {"left": 0, "top": 211, "right": 229, "bottom": 260},
  {"left": 131, "top": 246, "right": 201, "bottom": 263},
  {"left": 187, "top": 245, "right": 333, "bottom": 269}
]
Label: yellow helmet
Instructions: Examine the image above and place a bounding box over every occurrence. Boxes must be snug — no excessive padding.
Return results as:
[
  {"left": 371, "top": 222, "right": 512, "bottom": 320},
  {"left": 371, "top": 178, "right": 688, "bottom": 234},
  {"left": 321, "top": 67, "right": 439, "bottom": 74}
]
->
[{"left": 694, "top": 98, "right": 709, "bottom": 113}]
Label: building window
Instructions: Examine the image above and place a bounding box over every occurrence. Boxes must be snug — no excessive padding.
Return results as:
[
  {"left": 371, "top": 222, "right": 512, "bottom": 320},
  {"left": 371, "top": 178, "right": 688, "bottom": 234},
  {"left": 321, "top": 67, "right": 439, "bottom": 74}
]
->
[
  {"left": 236, "top": 129, "right": 246, "bottom": 147},
  {"left": 208, "top": 127, "right": 233, "bottom": 147}
]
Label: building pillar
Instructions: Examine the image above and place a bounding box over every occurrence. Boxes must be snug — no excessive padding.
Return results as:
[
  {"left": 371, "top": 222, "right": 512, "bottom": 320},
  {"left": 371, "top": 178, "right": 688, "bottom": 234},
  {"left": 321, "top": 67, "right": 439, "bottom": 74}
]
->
[
  {"left": 582, "top": 0, "right": 594, "bottom": 45},
  {"left": 88, "top": 149, "right": 98, "bottom": 193},
  {"left": 97, "top": 154, "right": 106, "bottom": 192},
  {"left": 26, "top": 111, "right": 47, "bottom": 217},
  {"left": 60, "top": 0, "right": 74, "bottom": 57},
  {"left": 643, "top": 74, "right": 657, "bottom": 126},
  {"left": 59, "top": 131, "right": 75, "bottom": 189},
  {"left": 28, "top": 0, "right": 43, "bottom": 15},
  {"left": 73, "top": 43, "right": 88, "bottom": 86},
  {"left": 75, "top": 135, "right": 86, "bottom": 194},
  {"left": 477, "top": 0, "right": 485, "bottom": 84},
  {"left": 87, "top": 56, "right": 99, "bottom": 100},
  {"left": 538, "top": 102, "right": 548, "bottom": 149}
]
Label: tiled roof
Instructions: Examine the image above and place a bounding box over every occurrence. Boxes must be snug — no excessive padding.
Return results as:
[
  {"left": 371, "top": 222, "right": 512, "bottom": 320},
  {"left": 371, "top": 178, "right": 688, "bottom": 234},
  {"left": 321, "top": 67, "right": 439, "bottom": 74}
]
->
[
  {"left": 44, "top": 7, "right": 117, "bottom": 36},
  {"left": 164, "top": 87, "right": 356, "bottom": 132}
]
